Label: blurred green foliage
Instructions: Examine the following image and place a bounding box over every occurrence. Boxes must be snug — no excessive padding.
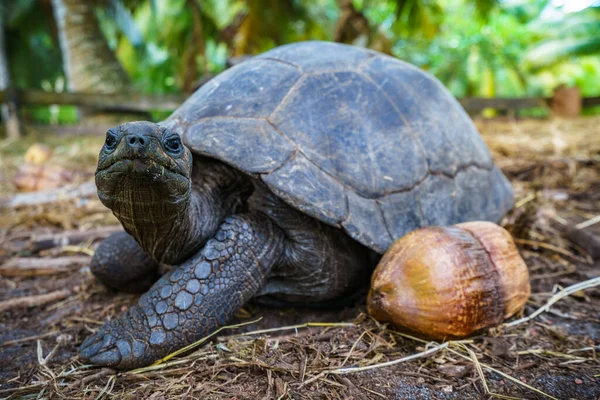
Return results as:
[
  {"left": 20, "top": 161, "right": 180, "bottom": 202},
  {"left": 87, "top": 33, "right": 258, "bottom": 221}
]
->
[
  {"left": 4, "top": 0, "right": 63, "bottom": 90},
  {"left": 3, "top": 0, "right": 600, "bottom": 114}
]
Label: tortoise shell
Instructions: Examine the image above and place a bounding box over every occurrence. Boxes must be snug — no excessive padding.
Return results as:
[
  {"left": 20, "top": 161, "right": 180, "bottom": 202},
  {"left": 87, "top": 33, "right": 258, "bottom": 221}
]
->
[{"left": 163, "top": 41, "right": 513, "bottom": 253}]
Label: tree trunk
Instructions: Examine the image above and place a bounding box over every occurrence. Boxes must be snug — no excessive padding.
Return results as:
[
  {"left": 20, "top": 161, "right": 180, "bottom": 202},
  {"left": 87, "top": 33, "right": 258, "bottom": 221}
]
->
[
  {"left": 0, "top": 16, "right": 20, "bottom": 138},
  {"left": 51, "top": 0, "right": 130, "bottom": 94},
  {"left": 182, "top": 0, "right": 206, "bottom": 93},
  {"left": 334, "top": 0, "right": 371, "bottom": 45},
  {"left": 333, "top": 0, "right": 391, "bottom": 53}
]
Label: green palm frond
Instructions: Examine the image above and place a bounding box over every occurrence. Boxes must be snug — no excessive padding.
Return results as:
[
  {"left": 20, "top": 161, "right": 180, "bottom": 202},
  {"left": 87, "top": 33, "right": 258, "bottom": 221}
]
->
[
  {"left": 392, "top": 0, "right": 442, "bottom": 38},
  {"left": 526, "top": 36, "right": 600, "bottom": 69},
  {"left": 525, "top": 6, "right": 600, "bottom": 69},
  {"left": 528, "top": 12, "right": 600, "bottom": 38},
  {"left": 3, "top": 0, "right": 62, "bottom": 88},
  {"left": 103, "top": 0, "right": 144, "bottom": 46},
  {"left": 472, "top": 0, "right": 497, "bottom": 19}
]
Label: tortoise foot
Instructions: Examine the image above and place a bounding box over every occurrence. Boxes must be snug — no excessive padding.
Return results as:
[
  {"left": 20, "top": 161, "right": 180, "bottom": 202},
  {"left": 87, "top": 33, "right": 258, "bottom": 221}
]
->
[
  {"left": 79, "top": 321, "right": 123, "bottom": 367},
  {"left": 79, "top": 327, "right": 122, "bottom": 367},
  {"left": 79, "top": 306, "right": 157, "bottom": 369}
]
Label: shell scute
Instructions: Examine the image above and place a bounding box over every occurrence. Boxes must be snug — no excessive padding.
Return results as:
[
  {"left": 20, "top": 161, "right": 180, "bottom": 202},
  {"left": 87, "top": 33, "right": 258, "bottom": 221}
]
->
[{"left": 269, "top": 70, "right": 429, "bottom": 199}]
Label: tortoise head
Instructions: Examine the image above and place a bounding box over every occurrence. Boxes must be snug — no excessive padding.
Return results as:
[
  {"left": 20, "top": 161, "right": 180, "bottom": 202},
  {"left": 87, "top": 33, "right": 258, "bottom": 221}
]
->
[{"left": 95, "top": 121, "right": 193, "bottom": 211}]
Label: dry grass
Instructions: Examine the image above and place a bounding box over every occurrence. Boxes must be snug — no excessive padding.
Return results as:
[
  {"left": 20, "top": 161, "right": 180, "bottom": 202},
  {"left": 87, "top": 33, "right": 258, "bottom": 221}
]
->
[{"left": 0, "top": 116, "right": 599, "bottom": 399}]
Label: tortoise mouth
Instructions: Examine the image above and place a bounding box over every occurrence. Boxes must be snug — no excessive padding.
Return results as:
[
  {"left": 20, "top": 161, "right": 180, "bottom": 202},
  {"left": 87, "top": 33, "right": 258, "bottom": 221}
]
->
[
  {"left": 95, "top": 158, "right": 190, "bottom": 202},
  {"left": 96, "top": 158, "right": 187, "bottom": 181},
  {"left": 95, "top": 158, "right": 191, "bottom": 211}
]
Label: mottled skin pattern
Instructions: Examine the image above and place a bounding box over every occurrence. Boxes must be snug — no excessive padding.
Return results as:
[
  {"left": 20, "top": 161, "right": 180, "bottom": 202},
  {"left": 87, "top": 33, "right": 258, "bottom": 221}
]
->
[{"left": 80, "top": 122, "right": 369, "bottom": 369}]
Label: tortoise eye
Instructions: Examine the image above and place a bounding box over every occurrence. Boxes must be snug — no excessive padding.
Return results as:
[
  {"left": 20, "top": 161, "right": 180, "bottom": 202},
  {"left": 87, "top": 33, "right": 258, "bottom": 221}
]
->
[
  {"left": 105, "top": 132, "right": 118, "bottom": 150},
  {"left": 164, "top": 135, "right": 182, "bottom": 153}
]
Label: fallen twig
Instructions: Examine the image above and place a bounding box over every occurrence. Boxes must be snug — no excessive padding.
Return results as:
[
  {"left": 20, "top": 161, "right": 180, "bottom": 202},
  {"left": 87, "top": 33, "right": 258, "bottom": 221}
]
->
[
  {"left": 0, "top": 331, "right": 58, "bottom": 347},
  {"left": 130, "top": 318, "right": 263, "bottom": 373},
  {"left": 0, "top": 181, "right": 97, "bottom": 208},
  {"left": 504, "top": 276, "right": 600, "bottom": 328},
  {"left": 0, "top": 256, "right": 90, "bottom": 277},
  {"left": 235, "top": 321, "right": 354, "bottom": 338},
  {"left": 336, "top": 376, "right": 369, "bottom": 400},
  {"left": 387, "top": 330, "right": 557, "bottom": 399},
  {"left": 516, "top": 349, "right": 590, "bottom": 361},
  {"left": 567, "top": 345, "right": 600, "bottom": 354},
  {"left": 66, "top": 368, "right": 115, "bottom": 391},
  {"left": 513, "top": 238, "right": 589, "bottom": 263},
  {"left": 466, "top": 346, "right": 521, "bottom": 400},
  {"left": 0, "top": 384, "right": 45, "bottom": 396},
  {"left": 575, "top": 215, "right": 600, "bottom": 230},
  {"left": 449, "top": 343, "right": 558, "bottom": 400},
  {"left": 25, "top": 226, "right": 121, "bottom": 253},
  {"left": 332, "top": 342, "right": 449, "bottom": 374},
  {"left": 37, "top": 340, "right": 59, "bottom": 366},
  {"left": 298, "top": 341, "right": 448, "bottom": 388},
  {"left": 0, "top": 289, "right": 72, "bottom": 313},
  {"left": 60, "top": 245, "right": 95, "bottom": 256}
]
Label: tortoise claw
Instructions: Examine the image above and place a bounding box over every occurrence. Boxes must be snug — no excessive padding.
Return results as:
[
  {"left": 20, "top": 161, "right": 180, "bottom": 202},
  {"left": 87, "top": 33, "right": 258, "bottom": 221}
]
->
[
  {"left": 79, "top": 328, "right": 122, "bottom": 368},
  {"left": 88, "top": 346, "right": 122, "bottom": 366}
]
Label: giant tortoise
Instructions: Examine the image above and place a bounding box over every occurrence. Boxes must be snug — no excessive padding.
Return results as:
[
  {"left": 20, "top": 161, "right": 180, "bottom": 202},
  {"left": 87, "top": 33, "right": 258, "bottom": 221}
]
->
[{"left": 79, "top": 41, "right": 513, "bottom": 369}]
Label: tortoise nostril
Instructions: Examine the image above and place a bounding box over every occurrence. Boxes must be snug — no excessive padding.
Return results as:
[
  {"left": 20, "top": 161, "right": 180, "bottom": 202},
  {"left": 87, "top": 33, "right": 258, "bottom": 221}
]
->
[{"left": 128, "top": 136, "right": 145, "bottom": 146}]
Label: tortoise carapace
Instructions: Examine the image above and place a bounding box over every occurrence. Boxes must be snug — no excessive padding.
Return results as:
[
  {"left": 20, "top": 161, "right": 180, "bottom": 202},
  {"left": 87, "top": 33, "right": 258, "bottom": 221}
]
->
[{"left": 80, "top": 41, "right": 513, "bottom": 369}]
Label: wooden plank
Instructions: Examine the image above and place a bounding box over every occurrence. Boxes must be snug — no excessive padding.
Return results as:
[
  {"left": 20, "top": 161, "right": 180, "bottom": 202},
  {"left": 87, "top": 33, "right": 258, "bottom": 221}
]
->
[
  {"left": 582, "top": 96, "right": 600, "bottom": 108},
  {"left": 1, "top": 90, "right": 598, "bottom": 114},
  {"left": 459, "top": 97, "right": 550, "bottom": 112},
  {"left": 13, "top": 89, "right": 187, "bottom": 112},
  {"left": 27, "top": 122, "right": 118, "bottom": 136}
]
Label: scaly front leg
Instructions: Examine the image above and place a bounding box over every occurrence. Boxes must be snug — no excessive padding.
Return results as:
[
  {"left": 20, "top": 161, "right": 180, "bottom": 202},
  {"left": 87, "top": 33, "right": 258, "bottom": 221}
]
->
[{"left": 79, "top": 214, "right": 284, "bottom": 369}]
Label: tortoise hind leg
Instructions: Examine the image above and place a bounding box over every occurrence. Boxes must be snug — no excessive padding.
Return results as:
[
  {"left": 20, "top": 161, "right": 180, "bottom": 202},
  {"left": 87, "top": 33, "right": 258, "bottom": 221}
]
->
[
  {"left": 79, "top": 214, "right": 285, "bottom": 369},
  {"left": 91, "top": 231, "right": 160, "bottom": 293},
  {"left": 250, "top": 187, "right": 372, "bottom": 305}
]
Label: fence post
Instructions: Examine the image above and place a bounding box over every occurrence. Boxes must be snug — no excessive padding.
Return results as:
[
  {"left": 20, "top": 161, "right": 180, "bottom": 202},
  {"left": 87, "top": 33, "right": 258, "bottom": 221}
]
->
[
  {"left": 1, "top": 100, "right": 20, "bottom": 139},
  {"left": 551, "top": 84, "right": 582, "bottom": 118}
]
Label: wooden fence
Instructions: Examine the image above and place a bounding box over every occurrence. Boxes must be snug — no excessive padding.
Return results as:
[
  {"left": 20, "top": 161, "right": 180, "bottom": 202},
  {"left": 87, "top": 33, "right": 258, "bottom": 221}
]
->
[{"left": 1, "top": 89, "right": 599, "bottom": 137}]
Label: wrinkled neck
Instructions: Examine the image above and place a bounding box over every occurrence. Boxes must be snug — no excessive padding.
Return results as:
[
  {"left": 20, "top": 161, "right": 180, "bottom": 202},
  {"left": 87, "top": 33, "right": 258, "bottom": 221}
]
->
[
  {"left": 108, "top": 158, "right": 252, "bottom": 265},
  {"left": 110, "top": 187, "right": 203, "bottom": 264}
]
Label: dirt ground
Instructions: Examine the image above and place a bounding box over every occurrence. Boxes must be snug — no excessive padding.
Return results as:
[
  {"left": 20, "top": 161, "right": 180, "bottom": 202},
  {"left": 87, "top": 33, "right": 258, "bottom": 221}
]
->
[{"left": 0, "top": 117, "right": 599, "bottom": 399}]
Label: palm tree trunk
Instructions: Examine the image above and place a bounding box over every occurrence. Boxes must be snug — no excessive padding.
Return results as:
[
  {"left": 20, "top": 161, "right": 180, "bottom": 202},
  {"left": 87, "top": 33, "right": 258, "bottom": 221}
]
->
[
  {"left": 182, "top": 0, "right": 206, "bottom": 93},
  {"left": 0, "top": 16, "right": 20, "bottom": 138},
  {"left": 334, "top": 0, "right": 370, "bottom": 45},
  {"left": 51, "top": 0, "right": 130, "bottom": 94},
  {"left": 334, "top": 0, "right": 391, "bottom": 53}
]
